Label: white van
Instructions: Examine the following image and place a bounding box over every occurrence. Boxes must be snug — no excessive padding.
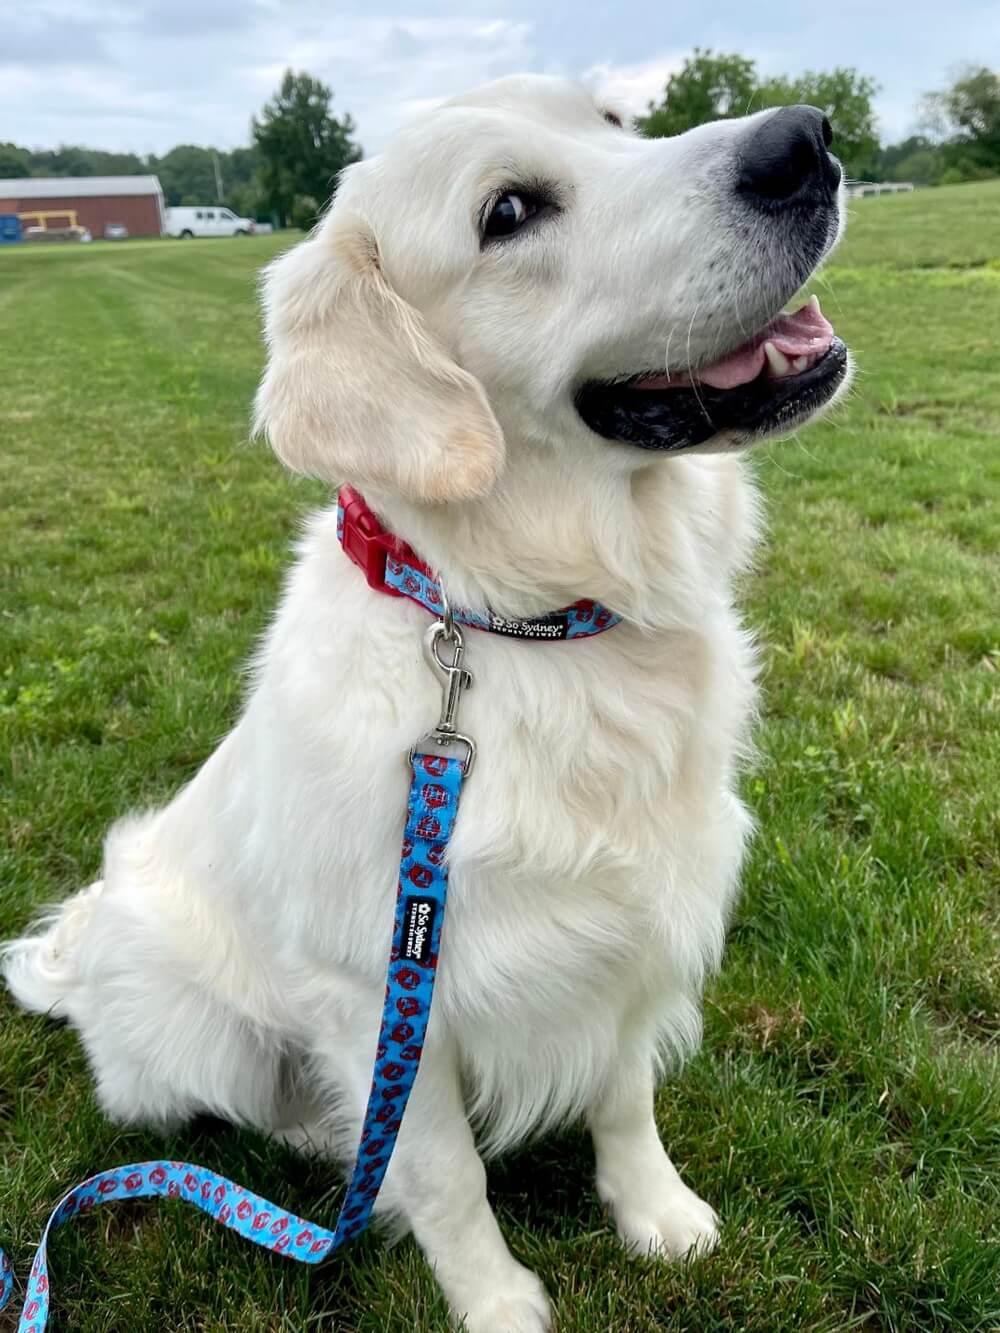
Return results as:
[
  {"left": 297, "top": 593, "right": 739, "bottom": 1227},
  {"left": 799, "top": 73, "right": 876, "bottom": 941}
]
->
[{"left": 164, "top": 206, "right": 255, "bottom": 238}]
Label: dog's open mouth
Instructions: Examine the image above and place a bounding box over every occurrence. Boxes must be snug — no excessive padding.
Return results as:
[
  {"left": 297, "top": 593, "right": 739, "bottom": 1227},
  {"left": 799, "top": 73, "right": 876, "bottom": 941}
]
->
[{"left": 576, "top": 296, "right": 849, "bottom": 452}]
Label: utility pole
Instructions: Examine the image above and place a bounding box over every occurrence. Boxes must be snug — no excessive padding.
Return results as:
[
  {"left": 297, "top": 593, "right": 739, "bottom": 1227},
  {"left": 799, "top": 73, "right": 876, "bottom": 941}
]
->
[{"left": 212, "top": 151, "right": 224, "bottom": 203}]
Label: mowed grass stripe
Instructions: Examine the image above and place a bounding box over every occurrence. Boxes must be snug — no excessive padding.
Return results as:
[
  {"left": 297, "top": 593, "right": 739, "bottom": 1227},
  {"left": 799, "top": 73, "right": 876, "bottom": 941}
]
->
[{"left": 1, "top": 186, "right": 998, "bottom": 1331}]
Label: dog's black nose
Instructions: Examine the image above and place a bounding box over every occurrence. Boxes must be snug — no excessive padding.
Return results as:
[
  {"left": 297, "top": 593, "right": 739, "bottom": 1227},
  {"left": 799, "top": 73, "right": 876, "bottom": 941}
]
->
[{"left": 738, "top": 105, "right": 841, "bottom": 204}]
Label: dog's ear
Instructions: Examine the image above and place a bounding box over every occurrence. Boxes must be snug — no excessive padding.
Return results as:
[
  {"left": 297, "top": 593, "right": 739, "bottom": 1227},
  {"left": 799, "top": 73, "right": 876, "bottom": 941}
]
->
[{"left": 253, "top": 212, "right": 505, "bottom": 502}]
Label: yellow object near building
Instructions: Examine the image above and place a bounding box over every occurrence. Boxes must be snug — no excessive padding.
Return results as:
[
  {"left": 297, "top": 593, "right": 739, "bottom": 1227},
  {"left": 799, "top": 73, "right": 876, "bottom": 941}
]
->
[{"left": 18, "top": 209, "right": 79, "bottom": 230}]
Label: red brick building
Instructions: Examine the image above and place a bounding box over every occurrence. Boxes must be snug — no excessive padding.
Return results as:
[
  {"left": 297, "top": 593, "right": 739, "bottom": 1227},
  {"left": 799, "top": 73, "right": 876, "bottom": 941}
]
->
[{"left": 0, "top": 175, "right": 165, "bottom": 238}]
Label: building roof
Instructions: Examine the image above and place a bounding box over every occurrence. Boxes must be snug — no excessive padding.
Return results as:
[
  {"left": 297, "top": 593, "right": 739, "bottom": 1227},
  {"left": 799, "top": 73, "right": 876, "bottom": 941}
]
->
[{"left": 0, "top": 175, "right": 163, "bottom": 199}]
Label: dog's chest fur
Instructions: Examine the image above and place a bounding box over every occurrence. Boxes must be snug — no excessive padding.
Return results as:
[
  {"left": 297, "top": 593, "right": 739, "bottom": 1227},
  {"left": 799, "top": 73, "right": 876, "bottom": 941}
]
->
[
  {"left": 204, "top": 491, "right": 758, "bottom": 1148},
  {"left": 436, "top": 605, "right": 754, "bottom": 1147}
]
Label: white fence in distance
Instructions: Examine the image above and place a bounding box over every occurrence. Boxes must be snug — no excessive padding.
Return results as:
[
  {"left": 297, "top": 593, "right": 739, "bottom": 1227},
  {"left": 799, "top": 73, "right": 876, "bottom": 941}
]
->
[{"left": 847, "top": 182, "right": 916, "bottom": 198}]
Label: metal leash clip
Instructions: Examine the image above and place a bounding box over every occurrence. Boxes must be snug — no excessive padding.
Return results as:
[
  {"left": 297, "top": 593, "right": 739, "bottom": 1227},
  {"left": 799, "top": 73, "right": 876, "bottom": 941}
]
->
[{"left": 409, "top": 587, "right": 476, "bottom": 776}]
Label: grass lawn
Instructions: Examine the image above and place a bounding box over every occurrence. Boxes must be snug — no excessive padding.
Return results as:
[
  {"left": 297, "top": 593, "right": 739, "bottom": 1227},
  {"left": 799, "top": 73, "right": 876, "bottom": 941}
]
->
[{"left": 2, "top": 186, "right": 999, "bottom": 1332}]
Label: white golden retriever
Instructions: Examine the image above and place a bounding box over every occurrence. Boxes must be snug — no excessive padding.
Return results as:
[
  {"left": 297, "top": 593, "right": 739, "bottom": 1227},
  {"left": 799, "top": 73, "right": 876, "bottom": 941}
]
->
[{"left": 4, "top": 77, "right": 849, "bottom": 1331}]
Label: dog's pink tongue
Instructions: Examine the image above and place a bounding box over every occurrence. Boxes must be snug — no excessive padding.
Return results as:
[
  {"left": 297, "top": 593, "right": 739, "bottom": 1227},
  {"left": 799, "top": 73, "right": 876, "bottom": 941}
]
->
[
  {"left": 764, "top": 300, "right": 836, "bottom": 357},
  {"left": 637, "top": 297, "right": 835, "bottom": 390},
  {"left": 693, "top": 343, "right": 768, "bottom": 390}
]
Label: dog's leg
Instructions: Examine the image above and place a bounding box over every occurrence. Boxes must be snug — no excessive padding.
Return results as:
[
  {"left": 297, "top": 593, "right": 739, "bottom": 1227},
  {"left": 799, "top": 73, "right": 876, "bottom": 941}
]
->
[
  {"left": 309, "top": 1038, "right": 551, "bottom": 1333},
  {"left": 588, "top": 1055, "right": 718, "bottom": 1260}
]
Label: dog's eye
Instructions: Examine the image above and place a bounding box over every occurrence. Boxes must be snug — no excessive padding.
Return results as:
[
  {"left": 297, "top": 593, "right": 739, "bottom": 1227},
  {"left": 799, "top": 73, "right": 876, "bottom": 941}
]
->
[{"left": 483, "top": 191, "right": 539, "bottom": 241}]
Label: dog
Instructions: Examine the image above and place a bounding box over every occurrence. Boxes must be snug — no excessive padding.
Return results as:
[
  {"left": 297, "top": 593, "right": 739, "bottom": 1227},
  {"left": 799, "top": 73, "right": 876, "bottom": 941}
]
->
[{"left": 3, "top": 76, "right": 849, "bottom": 1331}]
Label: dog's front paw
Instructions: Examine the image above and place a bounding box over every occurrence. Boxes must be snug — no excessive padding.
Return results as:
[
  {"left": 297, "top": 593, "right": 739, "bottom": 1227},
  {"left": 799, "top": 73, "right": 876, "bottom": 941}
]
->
[
  {"left": 611, "top": 1178, "right": 719, "bottom": 1260},
  {"left": 456, "top": 1265, "right": 551, "bottom": 1332}
]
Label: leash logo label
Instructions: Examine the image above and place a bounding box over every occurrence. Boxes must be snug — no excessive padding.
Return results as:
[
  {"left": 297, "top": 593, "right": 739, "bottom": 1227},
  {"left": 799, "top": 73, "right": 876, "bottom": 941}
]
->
[
  {"left": 402, "top": 896, "right": 436, "bottom": 964},
  {"left": 487, "top": 611, "right": 569, "bottom": 639}
]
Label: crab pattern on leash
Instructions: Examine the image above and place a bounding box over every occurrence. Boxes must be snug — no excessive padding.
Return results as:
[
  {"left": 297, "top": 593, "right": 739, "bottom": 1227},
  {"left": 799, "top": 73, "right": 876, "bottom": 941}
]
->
[
  {"left": 1, "top": 1162, "right": 336, "bottom": 1333},
  {"left": 0, "top": 752, "right": 465, "bottom": 1331}
]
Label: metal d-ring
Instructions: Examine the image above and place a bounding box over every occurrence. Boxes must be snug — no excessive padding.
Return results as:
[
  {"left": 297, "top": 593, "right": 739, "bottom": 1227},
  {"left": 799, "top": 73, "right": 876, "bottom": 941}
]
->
[{"left": 438, "top": 583, "right": 456, "bottom": 642}]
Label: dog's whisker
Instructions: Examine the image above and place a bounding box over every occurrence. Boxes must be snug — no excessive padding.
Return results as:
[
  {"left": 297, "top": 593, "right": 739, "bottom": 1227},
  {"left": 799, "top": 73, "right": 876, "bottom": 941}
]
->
[
  {"left": 662, "top": 326, "right": 676, "bottom": 378},
  {"left": 683, "top": 302, "right": 712, "bottom": 421}
]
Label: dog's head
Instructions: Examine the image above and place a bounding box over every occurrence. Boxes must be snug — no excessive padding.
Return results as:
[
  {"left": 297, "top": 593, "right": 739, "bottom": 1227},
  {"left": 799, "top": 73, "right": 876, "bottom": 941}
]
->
[{"left": 254, "top": 75, "right": 849, "bottom": 502}]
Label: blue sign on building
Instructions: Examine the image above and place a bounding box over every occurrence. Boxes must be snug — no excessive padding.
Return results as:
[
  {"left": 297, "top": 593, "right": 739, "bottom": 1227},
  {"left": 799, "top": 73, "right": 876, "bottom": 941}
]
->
[{"left": 0, "top": 215, "right": 23, "bottom": 244}]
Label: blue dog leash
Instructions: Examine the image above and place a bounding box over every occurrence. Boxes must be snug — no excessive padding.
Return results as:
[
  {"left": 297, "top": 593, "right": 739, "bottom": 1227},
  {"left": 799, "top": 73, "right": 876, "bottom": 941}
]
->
[
  {"left": 1, "top": 492, "right": 622, "bottom": 1328},
  {"left": 0, "top": 610, "right": 472, "bottom": 1331}
]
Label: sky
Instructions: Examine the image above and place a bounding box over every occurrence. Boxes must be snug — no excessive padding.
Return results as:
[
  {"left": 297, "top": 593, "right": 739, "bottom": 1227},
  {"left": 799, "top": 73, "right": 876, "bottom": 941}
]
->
[{"left": 3, "top": 0, "right": 998, "bottom": 158}]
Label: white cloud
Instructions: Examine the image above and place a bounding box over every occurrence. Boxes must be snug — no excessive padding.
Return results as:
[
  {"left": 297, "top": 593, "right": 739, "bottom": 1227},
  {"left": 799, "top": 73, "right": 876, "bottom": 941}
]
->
[
  {"left": 0, "top": 1, "right": 995, "bottom": 157},
  {"left": 156, "top": 13, "right": 538, "bottom": 152},
  {"left": 582, "top": 55, "right": 685, "bottom": 120},
  {"left": 320, "top": 17, "right": 537, "bottom": 149}
]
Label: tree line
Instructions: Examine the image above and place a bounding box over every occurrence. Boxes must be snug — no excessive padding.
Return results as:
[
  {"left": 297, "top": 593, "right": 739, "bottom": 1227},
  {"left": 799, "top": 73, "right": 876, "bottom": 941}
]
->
[
  {"left": 0, "top": 72, "right": 361, "bottom": 229},
  {"left": 638, "top": 52, "right": 1000, "bottom": 187},
  {"left": 1, "top": 58, "right": 997, "bottom": 230}
]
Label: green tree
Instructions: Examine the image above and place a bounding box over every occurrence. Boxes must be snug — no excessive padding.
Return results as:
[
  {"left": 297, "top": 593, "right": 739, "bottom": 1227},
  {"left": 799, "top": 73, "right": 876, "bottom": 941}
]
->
[
  {"left": 88, "top": 150, "right": 146, "bottom": 176},
  {"left": 890, "top": 148, "right": 944, "bottom": 185},
  {"left": 0, "top": 143, "right": 145, "bottom": 181},
  {"left": 220, "top": 146, "right": 264, "bottom": 220},
  {"left": 225, "top": 181, "right": 262, "bottom": 221},
  {"left": 878, "top": 135, "right": 936, "bottom": 175},
  {"left": 29, "top": 146, "right": 97, "bottom": 176},
  {"left": 223, "top": 146, "right": 261, "bottom": 192},
  {"left": 924, "top": 66, "right": 1000, "bottom": 176},
  {"left": 0, "top": 143, "right": 31, "bottom": 177},
  {"left": 149, "top": 146, "right": 219, "bottom": 207},
  {"left": 639, "top": 51, "right": 881, "bottom": 183},
  {"left": 637, "top": 50, "right": 757, "bottom": 138},
  {"left": 876, "top": 135, "right": 946, "bottom": 185},
  {"left": 252, "top": 70, "right": 361, "bottom": 228}
]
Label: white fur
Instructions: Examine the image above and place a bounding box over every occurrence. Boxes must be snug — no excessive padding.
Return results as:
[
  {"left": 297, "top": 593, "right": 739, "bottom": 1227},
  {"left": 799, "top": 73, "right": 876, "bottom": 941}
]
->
[{"left": 3, "top": 76, "right": 846, "bottom": 1331}]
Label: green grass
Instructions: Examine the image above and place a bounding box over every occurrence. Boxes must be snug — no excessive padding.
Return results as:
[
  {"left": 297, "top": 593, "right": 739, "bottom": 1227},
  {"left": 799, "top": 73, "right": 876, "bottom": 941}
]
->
[
  {"left": 835, "top": 177, "right": 1000, "bottom": 270},
  {"left": 2, "top": 189, "right": 999, "bottom": 1331}
]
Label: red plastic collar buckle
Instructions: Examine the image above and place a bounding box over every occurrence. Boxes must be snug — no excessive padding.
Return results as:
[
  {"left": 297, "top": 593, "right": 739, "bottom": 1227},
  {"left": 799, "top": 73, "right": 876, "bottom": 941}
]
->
[{"left": 337, "top": 486, "right": 407, "bottom": 596}]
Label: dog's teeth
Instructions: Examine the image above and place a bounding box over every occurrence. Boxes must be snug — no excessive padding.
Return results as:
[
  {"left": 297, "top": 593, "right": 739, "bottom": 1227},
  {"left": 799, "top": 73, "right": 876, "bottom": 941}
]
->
[
  {"left": 807, "top": 294, "right": 821, "bottom": 315},
  {"left": 792, "top": 355, "right": 808, "bottom": 371},
  {"left": 764, "top": 341, "right": 792, "bottom": 377}
]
